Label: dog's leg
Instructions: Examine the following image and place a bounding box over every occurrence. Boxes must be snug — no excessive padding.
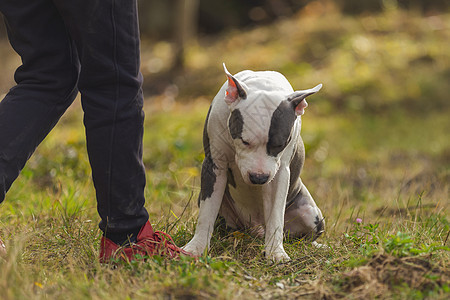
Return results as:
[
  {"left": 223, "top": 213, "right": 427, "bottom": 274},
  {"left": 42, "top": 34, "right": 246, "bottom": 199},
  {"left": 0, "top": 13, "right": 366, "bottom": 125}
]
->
[
  {"left": 183, "top": 168, "right": 227, "bottom": 256},
  {"left": 284, "top": 181, "right": 325, "bottom": 242},
  {"left": 263, "top": 165, "right": 291, "bottom": 262}
]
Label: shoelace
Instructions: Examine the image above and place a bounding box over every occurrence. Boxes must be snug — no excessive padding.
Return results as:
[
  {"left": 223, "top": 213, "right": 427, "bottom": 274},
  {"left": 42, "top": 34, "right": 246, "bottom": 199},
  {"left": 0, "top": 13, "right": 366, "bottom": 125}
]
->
[{"left": 153, "top": 231, "right": 187, "bottom": 257}]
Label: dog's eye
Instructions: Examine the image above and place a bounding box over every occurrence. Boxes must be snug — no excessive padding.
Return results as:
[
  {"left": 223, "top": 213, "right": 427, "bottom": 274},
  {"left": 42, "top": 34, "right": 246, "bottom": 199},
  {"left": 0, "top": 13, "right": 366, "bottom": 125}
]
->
[{"left": 241, "top": 139, "right": 250, "bottom": 146}]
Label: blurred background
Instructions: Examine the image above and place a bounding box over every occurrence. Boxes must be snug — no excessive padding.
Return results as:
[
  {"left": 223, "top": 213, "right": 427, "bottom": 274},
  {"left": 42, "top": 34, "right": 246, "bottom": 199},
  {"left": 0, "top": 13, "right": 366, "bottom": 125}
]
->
[{"left": 0, "top": 0, "right": 448, "bottom": 109}]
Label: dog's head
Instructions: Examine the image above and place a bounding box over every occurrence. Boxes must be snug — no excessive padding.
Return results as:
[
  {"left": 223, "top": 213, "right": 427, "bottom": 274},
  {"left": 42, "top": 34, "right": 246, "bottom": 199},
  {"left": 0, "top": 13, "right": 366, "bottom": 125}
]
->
[{"left": 223, "top": 64, "right": 322, "bottom": 185}]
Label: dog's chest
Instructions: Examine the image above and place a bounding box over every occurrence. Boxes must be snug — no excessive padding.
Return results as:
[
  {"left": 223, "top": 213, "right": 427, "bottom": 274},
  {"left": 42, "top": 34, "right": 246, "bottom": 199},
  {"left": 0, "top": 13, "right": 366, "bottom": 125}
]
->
[{"left": 226, "top": 162, "right": 266, "bottom": 224}]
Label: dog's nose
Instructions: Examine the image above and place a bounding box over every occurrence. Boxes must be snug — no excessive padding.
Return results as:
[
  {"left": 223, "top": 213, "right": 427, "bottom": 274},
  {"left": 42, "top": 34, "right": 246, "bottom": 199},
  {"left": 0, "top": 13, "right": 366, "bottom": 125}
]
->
[{"left": 249, "top": 173, "right": 270, "bottom": 185}]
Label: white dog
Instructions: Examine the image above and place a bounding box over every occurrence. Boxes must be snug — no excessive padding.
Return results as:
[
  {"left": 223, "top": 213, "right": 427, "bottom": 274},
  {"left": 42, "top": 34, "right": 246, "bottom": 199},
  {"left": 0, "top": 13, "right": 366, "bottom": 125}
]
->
[{"left": 183, "top": 64, "right": 325, "bottom": 261}]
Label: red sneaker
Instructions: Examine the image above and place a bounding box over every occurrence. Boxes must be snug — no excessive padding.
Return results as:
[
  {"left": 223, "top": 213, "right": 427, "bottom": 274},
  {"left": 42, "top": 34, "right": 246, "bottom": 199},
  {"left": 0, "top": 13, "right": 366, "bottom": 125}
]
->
[{"left": 99, "top": 221, "right": 193, "bottom": 263}]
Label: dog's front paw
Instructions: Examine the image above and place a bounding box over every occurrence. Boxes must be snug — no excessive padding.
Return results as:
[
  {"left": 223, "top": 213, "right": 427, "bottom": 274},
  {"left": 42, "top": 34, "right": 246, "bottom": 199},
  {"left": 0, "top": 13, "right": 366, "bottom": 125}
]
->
[
  {"left": 182, "top": 239, "right": 207, "bottom": 256},
  {"left": 266, "top": 247, "right": 291, "bottom": 262}
]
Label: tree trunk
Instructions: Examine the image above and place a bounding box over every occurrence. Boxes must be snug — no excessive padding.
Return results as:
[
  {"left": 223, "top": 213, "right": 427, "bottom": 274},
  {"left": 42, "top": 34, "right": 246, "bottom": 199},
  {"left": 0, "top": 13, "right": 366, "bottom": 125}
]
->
[{"left": 173, "top": 0, "right": 199, "bottom": 71}]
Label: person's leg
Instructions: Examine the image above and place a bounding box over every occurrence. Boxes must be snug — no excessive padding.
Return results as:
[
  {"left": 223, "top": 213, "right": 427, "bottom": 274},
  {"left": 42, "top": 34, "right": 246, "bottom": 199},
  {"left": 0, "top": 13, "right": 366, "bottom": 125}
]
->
[
  {"left": 0, "top": 0, "right": 79, "bottom": 202},
  {"left": 53, "top": 0, "right": 148, "bottom": 242}
]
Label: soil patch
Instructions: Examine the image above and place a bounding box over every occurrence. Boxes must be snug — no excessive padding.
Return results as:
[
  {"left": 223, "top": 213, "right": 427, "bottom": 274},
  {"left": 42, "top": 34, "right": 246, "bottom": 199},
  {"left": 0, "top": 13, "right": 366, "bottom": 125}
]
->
[{"left": 327, "top": 253, "right": 449, "bottom": 299}]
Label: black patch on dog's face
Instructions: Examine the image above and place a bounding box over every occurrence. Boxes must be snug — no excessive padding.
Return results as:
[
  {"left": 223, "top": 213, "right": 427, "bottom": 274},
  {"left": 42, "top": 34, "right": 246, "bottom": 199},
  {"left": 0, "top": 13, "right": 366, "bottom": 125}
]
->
[
  {"left": 267, "top": 101, "right": 297, "bottom": 157},
  {"left": 228, "top": 109, "right": 244, "bottom": 140}
]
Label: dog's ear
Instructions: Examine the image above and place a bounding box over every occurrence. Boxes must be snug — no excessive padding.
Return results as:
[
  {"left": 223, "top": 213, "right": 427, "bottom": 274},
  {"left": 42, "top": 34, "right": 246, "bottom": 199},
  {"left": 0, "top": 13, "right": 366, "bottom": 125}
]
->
[
  {"left": 287, "top": 84, "right": 322, "bottom": 116},
  {"left": 223, "top": 63, "right": 247, "bottom": 105}
]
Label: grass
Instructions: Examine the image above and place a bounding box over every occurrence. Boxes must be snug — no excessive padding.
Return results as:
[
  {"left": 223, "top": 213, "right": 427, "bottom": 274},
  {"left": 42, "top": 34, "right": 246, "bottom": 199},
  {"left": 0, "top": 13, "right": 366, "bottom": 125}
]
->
[{"left": 0, "top": 6, "right": 449, "bottom": 300}]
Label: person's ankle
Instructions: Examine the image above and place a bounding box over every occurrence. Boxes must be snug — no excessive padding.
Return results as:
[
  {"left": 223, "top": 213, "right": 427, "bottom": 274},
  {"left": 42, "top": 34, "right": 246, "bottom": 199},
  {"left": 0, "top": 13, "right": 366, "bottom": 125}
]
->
[{"left": 104, "top": 227, "right": 140, "bottom": 246}]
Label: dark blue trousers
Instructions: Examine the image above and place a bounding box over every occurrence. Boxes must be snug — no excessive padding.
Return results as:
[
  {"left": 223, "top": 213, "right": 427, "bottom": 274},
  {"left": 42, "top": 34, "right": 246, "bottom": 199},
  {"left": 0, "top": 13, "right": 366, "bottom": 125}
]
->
[{"left": 0, "top": 0, "right": 149, "bottom": 238}]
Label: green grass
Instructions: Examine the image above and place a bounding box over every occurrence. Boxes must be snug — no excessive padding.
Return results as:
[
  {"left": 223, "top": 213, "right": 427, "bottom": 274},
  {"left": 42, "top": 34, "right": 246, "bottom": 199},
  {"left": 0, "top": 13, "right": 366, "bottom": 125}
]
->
[{"left": 1, "top": 6, "right": 449, "bottom": 300}]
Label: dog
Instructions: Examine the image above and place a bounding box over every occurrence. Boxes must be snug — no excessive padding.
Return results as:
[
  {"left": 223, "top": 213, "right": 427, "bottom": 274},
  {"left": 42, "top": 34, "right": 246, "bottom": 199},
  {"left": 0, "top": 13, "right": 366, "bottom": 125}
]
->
[{"left": 183, "top": 64, "right": 325, "bottom": 261}]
